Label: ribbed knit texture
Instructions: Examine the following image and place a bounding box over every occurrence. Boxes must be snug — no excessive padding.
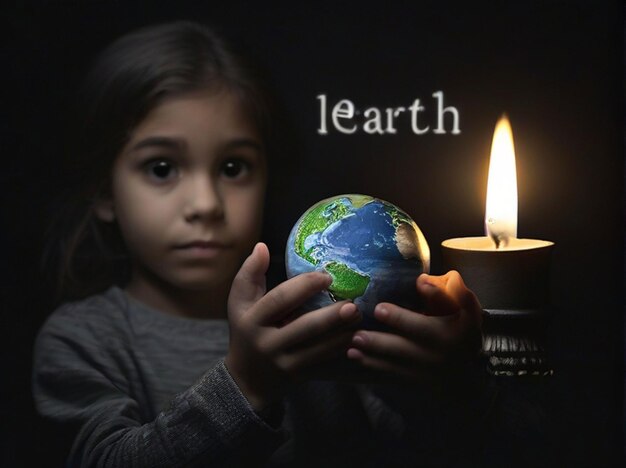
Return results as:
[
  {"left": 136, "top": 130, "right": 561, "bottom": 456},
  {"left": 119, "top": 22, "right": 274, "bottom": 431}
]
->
[{"left": 33, "top": 287, "right": 494, "bottom": 467}]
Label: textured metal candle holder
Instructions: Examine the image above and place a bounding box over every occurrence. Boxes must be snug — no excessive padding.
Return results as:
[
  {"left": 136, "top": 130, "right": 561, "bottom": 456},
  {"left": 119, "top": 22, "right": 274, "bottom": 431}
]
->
[{"left": 481, "top": 308, "right": 553, "bottom": 377}]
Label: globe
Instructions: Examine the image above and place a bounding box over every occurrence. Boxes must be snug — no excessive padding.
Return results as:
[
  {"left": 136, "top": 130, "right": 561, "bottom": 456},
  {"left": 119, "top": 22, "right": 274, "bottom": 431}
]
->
[{"left": 285, "top": 194, "right": 430, "bottom": 330}]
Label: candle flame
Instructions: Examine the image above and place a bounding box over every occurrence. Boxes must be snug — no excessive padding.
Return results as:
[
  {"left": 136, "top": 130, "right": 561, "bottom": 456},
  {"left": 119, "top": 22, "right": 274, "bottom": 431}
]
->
[{"left": 485, "top": 115, "right": 517, "bottom": 248}]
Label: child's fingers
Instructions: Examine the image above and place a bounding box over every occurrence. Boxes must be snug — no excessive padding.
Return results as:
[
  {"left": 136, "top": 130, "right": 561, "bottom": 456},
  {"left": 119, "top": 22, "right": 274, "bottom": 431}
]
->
[
  {"left": 348, "top": 271, "right": 484, "bottom": 384},
  {"left": 349, "top": 329, "right": 443, "bottom": 366},
  {"left": 228, "top": 242, "right": 270, "bottom": 313},
  {"left": 253, "top": 272, "right": 333, "bottom": 325},
  {"left": 420, "top": 271, "right": 483, "bottom": 349},
  {"left": 418, "top": 271, "right": 482, "bottom": 319},
  {"left": 272, "top": 301, "right": 360, "bottom": 350},
  {"left": 444, "top": 271, "right": 483, "bottom": 321},
  {"left": 445, "top": 274, "right": 484, "bottom": 355},
  {"left": 416, "top": 273, "right": 461, "bottom": 316},
  {"left": 346, "top": 347, "right": 433, "bottom": 384},
  {"left": 373, "top": 302, "right": 455, "bottom": 348},
  {"left": 275, "top": 330, "right": 354, "bottom": 376}
]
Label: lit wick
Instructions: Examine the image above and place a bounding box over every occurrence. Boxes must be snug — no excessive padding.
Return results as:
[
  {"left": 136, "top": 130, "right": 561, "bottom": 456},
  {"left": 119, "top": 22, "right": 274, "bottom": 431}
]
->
[{"left": 486, "top": 217, "right": 509, "bottom": 249}]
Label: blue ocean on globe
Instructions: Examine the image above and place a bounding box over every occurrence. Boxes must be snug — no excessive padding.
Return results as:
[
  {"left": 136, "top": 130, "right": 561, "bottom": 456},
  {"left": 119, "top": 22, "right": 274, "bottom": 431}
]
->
[{"left": 285, "top": 194, "right": 430, "bottom": 329}]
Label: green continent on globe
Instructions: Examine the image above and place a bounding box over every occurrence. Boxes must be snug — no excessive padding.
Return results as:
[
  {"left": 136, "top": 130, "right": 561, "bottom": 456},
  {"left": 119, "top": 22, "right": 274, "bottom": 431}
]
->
[
  {"left": 384, "top": 204, "right": 414, "bottom": 229},
  {"left": 294, "top": 195, "right": 374, "bottom": 265},
  {"left": 323, "top": 261, "right": 370, "bottom": 301}
]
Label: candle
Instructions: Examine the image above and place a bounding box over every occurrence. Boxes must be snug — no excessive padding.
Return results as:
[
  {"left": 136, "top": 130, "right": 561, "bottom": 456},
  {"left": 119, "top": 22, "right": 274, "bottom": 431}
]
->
[{"left": 441, "top": 116, "right": 554, "bottom": 311}]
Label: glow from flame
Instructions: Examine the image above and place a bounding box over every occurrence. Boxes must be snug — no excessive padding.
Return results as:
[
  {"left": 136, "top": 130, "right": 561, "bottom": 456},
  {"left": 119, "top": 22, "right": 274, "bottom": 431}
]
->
[{"left": 485, "top": 115, "right": 517, "bottom": 248}]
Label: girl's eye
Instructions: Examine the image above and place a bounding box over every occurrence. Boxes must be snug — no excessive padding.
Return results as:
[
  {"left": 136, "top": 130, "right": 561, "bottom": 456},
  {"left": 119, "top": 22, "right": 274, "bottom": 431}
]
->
[
  {"left": 221, "top": 159, "right": 250, "bottom": 179},
  {"left": 145, "top": 160, "right": 178, "bottom": 182}
]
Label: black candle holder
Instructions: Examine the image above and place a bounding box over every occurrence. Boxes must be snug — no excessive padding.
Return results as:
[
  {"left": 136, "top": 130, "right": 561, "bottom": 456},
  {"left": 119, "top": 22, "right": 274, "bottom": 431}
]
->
[
  {"left": 481, "top": 308, "right": 553, "bottom": 376},
  {"left": 441, "top": 238, "right": 554, "bottom": 377}
]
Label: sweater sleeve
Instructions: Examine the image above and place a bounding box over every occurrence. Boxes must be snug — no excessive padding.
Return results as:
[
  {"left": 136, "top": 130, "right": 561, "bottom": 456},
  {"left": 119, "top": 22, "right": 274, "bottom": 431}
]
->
[{"left": 32, "top": 310, "right": 286, "bottom": 467}]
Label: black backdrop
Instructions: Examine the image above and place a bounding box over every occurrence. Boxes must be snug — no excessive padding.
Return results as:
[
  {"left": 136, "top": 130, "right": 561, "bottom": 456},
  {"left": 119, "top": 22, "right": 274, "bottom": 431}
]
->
[{"left": 2, "top": 1, "right": 623, "bottom": 466}]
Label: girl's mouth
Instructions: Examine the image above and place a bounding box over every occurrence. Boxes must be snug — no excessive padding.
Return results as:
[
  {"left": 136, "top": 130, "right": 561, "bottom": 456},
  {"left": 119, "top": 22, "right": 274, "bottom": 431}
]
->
[
  {"left": 176, "top": 240, "right": 225, "bottom": 249},
  {"left": 173, "top": 240, "right": 231, "bottom": 259}
]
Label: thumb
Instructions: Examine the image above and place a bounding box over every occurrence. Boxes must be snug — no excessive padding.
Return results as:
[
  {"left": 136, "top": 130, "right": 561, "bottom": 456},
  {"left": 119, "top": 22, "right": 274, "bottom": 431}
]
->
[
  {"left": 416, "top": 273, "right": 459, "bottom": 316},
  {"left": 445, "top": 271, "right": 482, "bottom": 321},
  {"left": 228, "top": 242, "right": 270, "bottom": 315}
]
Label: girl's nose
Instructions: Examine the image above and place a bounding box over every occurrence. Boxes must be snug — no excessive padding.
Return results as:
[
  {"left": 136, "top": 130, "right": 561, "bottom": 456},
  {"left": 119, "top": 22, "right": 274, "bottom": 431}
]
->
[{"left": 183, "top": 174, "right": 224, "bottom": 222}]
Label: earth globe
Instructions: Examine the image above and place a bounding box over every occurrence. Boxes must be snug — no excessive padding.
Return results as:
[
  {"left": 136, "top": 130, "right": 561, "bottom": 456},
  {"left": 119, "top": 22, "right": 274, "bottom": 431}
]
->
[{"left": 285, "top": 194, "right": 430, "bottom": 330}]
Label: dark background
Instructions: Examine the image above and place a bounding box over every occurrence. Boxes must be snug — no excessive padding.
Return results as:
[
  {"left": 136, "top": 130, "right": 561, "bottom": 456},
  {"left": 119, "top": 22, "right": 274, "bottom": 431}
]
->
[{"left": 2, "top": 1, "right": 623, "bottom": 466}]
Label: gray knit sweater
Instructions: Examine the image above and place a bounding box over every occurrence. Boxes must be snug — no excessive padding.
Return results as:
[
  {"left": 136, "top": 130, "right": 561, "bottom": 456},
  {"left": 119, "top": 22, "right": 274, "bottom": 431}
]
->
[{"left": 34, "top": 287, "right": 445, "bottom": 467}]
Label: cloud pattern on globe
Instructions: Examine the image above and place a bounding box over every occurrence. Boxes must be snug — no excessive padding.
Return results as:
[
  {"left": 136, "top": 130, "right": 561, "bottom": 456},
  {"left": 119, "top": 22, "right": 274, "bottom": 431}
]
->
[{"left": 285, "top": 194, "right": 430, "bottom": 329}]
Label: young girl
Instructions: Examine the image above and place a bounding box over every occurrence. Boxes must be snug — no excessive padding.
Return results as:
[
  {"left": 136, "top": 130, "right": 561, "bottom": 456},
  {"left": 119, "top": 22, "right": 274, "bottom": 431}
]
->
[{"left": 33, "top": 21, "right": 484, "bottom": 467}]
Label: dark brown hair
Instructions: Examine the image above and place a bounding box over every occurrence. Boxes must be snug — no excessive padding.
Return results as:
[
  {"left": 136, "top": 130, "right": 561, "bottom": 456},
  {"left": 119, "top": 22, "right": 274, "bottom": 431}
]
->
[{"left": 46, "top": 21, "right": 274, "bottom": 301}]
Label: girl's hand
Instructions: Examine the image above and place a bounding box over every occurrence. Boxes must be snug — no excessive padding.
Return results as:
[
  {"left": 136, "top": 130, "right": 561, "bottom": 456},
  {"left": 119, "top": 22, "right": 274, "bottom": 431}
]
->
[
  {"left": 225, "top": 243, "right": 360, "bottom": 410},
  {"left": 346, "top": 271, "right": 483, "bottom": 383}
]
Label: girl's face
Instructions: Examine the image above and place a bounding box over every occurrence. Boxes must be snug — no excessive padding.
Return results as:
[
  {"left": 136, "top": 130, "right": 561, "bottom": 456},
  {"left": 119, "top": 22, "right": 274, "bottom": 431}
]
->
[{"left": 96, "top": 90, "right": 266, "bottom": 306}]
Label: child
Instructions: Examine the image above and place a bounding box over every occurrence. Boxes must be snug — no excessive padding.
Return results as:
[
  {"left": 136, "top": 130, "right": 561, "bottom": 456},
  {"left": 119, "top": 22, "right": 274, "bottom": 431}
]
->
[{"left": 33, "top": 21, "right": 483, "bottom": 467}]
